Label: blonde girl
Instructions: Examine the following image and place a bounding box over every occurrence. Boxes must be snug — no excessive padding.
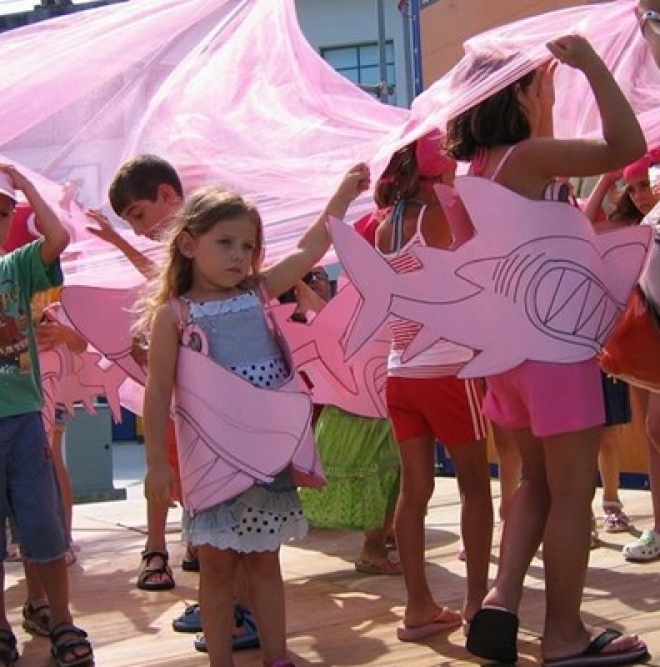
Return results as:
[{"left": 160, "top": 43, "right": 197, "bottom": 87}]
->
[{"left": 137, "top": 164, "right": 369, "bottom": 667}]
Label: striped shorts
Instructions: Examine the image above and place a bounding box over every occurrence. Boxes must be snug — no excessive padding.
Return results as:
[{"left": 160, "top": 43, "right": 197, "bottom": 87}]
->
[{"left": 386, "top": 375, "right": 487, "bottom": 445}]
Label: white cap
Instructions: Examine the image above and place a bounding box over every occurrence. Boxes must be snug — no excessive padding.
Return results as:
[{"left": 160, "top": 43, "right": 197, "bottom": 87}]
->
[{"left": 0, "top": 172, "right": 16, "bottom": 203}]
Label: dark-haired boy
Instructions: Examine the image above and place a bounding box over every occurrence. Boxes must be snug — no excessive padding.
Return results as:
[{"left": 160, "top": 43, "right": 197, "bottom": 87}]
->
[{"left": 87, "top": 154, "right": 185, "bottom": 592}]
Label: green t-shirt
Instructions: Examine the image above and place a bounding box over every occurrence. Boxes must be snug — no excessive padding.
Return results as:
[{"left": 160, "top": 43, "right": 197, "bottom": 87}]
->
[{"left": 0, "top": 241, "right": 63, "bottom": 418}]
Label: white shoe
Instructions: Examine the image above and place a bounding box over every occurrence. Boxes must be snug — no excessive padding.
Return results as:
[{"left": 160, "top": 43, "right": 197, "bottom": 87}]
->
[{"left": 622, "top": 529, "right": 660, "bottom": 562}]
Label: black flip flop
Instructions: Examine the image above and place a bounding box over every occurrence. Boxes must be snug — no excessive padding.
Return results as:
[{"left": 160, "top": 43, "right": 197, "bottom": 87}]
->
[
  {"left": 466, "top": 606, "right": 519, "bottom": 664},
  {"left": 542, "top": 630, "right": 650, "bottom": 667}
]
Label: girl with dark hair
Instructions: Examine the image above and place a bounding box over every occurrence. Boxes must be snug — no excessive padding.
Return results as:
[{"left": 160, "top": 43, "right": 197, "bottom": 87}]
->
[
  {"left": 445, "top": 35, "right": 649, "bottom": 667},
  {"left": 371, "top": 130, "right": 494, "bottom": 642}
]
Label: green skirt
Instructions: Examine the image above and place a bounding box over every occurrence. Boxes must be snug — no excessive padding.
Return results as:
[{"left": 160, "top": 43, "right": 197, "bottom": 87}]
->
[{"left": 299, "top": 406, "right": 400, "bottom": 531}]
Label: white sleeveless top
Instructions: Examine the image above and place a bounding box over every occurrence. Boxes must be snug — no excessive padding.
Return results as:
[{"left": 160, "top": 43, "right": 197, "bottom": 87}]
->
[{"left": 379, "top": 203, "right": 474, "bottom": 377}]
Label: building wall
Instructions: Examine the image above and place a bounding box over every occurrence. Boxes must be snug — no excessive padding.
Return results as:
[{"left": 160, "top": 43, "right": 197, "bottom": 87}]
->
[
  {"left": 419, "top": 0, "right": 607, "bottom": 86},
  {"left": 295, "top": 0, "right": 414, "bottom": 106}
]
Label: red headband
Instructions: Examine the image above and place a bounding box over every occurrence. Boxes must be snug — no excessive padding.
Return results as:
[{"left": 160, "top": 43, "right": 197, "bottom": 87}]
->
[
  {"left": 415, "top": 129, "right": 455, "bottom": 178},
  {"left": 623, "top": 147, "right": 660, "bottom": 183},
  {"left": 623, "top": 155, "right": 651, "bottom": 183}
]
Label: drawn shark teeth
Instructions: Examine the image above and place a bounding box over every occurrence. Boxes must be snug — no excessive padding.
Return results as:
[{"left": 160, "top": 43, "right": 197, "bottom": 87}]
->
[
  {"left": 327, "top": 178, "right": 652, "bottom": 379},
  {"left": 534, "top": 266, "right": 620, "bottom": 344}
]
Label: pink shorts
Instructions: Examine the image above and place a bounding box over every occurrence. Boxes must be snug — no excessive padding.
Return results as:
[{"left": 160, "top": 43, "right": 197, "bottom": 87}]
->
[
  {"left": 483, "top": 359, "right": 605, "bottom": 438},
  {"left": 386, "top": 375, "right": 487, "bottom": 445}
]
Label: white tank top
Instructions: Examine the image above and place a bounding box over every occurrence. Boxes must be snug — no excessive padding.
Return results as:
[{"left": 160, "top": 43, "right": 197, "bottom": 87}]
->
[{"left": 379, "top": 202, "right": 474, "bottom": 378}]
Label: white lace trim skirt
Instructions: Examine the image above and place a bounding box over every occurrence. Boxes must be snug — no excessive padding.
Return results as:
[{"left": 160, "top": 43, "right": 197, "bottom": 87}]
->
[{"left": 182, "top": 484, "right": 308, "bottom": 553}]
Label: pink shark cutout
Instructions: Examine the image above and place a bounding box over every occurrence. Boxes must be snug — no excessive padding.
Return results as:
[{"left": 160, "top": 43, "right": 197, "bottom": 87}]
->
[
  {"left": 174, "top": 345, "right": 325, "bottom": 513},
  {"left": 41, "top": 345, "right": 127, "bottom": 432},
  {"left": 59, "top": 285, "right": 146, "bottom": 385},
  {"left": 270, "top": 284, "right": 389, "bottom": 419},
  {"left": 330, "top": 176, "right": 652, "bottom": 378}
]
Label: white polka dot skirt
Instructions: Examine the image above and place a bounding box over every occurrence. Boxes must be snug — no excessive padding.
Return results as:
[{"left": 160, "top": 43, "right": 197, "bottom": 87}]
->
[{"left": 182, "top": 484, "right": 308, "bottom": 553}]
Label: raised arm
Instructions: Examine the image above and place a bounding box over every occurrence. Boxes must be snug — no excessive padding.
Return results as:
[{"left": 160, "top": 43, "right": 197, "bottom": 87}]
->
[
  {"left": 582, "top": 172, "right": 621, "bottom": 223},
  {"left": 518, "top": 36, "right": 646, "bottom": 180},
  {"left": 1, "top": 165, "right": 69, "bottom": 265},
  {"left": 262, "top": 162, "right": 370, "bottom": 299},
  {"left": 86, "top": 209, "right": 157, "bottom": 278}
]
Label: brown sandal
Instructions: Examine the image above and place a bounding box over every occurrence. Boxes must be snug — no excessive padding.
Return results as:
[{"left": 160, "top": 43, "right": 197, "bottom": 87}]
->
[
  {"left": 50, "top": 623, "right": 93, "bottom": 667},
  {"left": 137, "top": 549, "right": 175, "bottom": 591}
]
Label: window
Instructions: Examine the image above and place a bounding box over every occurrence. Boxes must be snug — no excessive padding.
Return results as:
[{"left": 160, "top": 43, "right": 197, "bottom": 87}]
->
[{"left": 322, "top": 41, "right": 396, "bottom": 103}]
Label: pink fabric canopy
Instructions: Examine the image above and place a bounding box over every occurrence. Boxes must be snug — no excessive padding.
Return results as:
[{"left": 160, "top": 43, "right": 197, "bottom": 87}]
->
[
  {"left": 3, "top": 0, "right": 660, "bottom": 418},
  {"left": 0, "top": 0, "right": 657, "bottom": 275},
  {"left": 0, "top": 0, "right": 407, "bottom": 274},
  {"left": 378, "top": 0, "right": 660, "bottom": 167}
]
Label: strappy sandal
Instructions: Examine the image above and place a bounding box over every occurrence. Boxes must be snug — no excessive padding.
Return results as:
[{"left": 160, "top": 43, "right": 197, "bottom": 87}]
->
[
  {"left": 50, "top": 623, "right": 93, "bottom": 667},
  {"left": 0, "top": 629, "right": 18, "bottom": 667},
  {"left": 22, "top": 600, "right": 50, "bottom": 636},
  {"left": 602, "top": 501, "right": 631, "bottom": 533},
  {"left": 137, "top": 549, "right": 175, "bottom": 591}
]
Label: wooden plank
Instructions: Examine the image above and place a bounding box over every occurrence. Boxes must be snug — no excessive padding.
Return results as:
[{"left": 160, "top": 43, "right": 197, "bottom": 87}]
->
[{"left": 4, "top": 479, "right": 657, "bottom": 666}]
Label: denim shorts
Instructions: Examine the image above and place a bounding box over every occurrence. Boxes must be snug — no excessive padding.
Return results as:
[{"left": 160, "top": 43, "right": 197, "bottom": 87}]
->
[{"left": 0, "top": 412, "right": 69, "bottom": 562}]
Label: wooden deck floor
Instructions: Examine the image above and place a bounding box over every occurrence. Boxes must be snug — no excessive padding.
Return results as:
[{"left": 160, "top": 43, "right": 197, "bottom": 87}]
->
[{"left": 4, "top": 446, "right": 659, "bottom": 667}]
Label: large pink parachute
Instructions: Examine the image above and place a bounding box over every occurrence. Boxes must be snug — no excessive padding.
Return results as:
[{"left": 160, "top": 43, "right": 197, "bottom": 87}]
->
[
  {"left": 379, "top": 0, "right": 660, "bottom": 166},
  {"left": 0, "top": 0, "right": 657, "bottom": 272},
  {"left": 0, "top": 0, "right": 406, "bottom": 272},
  {"left": 1, "top": 0, "right": 659, "bottom": 417}
]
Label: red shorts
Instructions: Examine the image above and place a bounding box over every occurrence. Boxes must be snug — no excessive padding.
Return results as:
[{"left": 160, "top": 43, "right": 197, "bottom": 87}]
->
[{"left": 386, "top": 375, "right": 487, "bottom": 445}]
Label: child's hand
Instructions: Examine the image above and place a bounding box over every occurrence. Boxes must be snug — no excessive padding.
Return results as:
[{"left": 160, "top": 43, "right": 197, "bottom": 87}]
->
[
  {"left": 537, "top": 60, "right": 557, "bottom": 109},
  {"left": 323, "top": 162, "right": 371, "bottom": 222},
  {"left": 130, "top": 336, "right": 149, "bottom": 367},
  {"left": 294, "top": 279, "right": 328, "bottom": 316},
  {"left": 546, "top": 34, "right": 598, "bottom": 71},
  {"left": 0, "top": 164, "right": 32, "bottom": 193},
  {"left": 36, "top": 320, "right": 87, "bottom": 353},
  {"left": 603, "top": 169, "right": 623, "bottom": 185},
  {"left": 35, "top": 320, "right": 66, "bottom": 351},
  {"left": 86, "top": 209, "right": 123, "bottom": 244},
  {"left": 336, "top": 162, "right": 371, "bottom": 204},
  {"left": 144, "top": 462, "right": 175, "bottom": 506}
]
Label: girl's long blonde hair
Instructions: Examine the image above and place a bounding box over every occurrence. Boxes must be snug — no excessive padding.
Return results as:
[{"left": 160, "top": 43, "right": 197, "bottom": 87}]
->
[{"left": 133, "top": 186, "right": 264, "bottom": 336}]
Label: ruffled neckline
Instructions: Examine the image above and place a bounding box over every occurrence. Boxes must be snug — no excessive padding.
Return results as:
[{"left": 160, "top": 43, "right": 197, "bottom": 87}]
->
[{"left": 185, "top": 291, "right": 259, "bottom": 317}]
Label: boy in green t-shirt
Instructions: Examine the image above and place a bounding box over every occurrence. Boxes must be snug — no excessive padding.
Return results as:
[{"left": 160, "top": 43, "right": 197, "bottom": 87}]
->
[{"left": 0, "top": 164, "right": 93, "bottom": 666}]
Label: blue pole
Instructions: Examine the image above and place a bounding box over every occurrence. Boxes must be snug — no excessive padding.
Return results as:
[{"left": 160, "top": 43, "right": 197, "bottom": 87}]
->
[{"left": 410, "top": 0, "right": 423, "bottom": 95}]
